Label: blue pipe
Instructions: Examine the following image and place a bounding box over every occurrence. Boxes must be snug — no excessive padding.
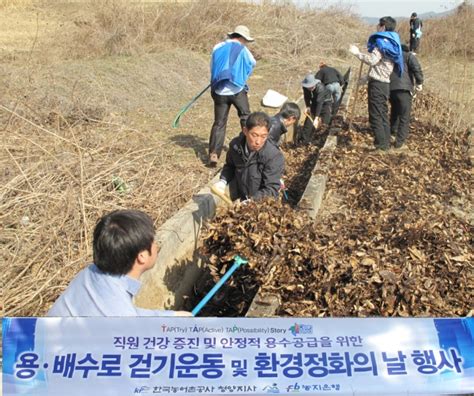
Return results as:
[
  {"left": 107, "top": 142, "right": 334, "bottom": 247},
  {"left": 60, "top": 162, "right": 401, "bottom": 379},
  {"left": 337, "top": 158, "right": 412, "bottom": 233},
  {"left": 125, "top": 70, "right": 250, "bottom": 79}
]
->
[{"left": 192, "top": 255, "right": 248, "bottom": 316}]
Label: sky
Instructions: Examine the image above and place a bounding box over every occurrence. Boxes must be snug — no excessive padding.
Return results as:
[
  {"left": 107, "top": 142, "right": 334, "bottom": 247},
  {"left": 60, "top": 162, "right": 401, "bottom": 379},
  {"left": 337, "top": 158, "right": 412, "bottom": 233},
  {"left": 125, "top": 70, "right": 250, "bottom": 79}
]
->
[{"left": 293, "top": 0, "right": 465, "bottom": 18}]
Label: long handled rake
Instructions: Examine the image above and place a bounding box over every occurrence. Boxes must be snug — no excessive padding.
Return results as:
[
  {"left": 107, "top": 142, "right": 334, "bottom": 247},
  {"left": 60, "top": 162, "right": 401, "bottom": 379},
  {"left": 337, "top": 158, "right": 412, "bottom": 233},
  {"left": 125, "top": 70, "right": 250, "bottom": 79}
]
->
[
  {"left": 172, "top": 83, "right": 211, "bottom": 128},
  {"left": 192, "top": 255, "right": 248, "bottom": 316}
]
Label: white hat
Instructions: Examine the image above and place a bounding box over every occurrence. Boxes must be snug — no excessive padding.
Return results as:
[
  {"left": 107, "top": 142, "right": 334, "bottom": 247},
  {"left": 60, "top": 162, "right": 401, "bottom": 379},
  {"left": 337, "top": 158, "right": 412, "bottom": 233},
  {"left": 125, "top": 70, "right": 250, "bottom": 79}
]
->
[
  {"left": 301, "top": 74, "right": 321, "bottom": 88},
  {"left": 228, "top": 25, "right": 254, "bottom": 42}
]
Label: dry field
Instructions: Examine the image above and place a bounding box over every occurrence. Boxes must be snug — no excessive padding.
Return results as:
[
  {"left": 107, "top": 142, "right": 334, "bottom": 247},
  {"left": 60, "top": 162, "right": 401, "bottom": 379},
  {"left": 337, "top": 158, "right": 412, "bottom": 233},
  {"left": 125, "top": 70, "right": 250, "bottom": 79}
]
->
[{"left": 1, "top": 1, "right": 472, "bottom": 317}]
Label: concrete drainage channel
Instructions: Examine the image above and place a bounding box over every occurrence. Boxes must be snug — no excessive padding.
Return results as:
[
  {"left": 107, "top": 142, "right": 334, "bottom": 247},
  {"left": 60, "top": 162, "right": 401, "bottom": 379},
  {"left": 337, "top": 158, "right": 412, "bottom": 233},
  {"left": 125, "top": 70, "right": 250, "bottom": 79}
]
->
[{"left": 135, "top": 75, "right": 353, "bottom": 317}]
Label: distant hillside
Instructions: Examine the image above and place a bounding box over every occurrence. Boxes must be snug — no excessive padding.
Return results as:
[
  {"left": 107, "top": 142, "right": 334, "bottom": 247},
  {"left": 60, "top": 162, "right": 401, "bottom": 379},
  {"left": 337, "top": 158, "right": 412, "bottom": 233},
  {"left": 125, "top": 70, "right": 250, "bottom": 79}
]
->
[{"left": 362, "top": 8, "right": 455, "bottom": 25}]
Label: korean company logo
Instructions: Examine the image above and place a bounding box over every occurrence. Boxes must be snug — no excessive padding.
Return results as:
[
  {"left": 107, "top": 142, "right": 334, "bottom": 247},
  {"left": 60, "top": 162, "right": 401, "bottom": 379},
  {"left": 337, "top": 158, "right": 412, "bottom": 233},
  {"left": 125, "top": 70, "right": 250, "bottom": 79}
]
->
[
  {"left": 263, "top": 383, "right": 280, "bottom": 394},
  {"left": 289, "top": 323, "right": 313, "bottom": 336}
]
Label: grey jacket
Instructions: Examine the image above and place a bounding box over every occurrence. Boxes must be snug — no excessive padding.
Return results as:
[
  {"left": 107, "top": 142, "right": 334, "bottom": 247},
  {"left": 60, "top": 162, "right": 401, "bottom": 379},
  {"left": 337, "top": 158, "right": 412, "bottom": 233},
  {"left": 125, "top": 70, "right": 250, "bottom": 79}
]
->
[
  {"left": 303, "top": 83, "right": 332, "bottom": 117},
  {"left": 220, "top": 134, "right": 284, "bottom": 201},
  {"left": 390, "top": 48, "right": 424, "bottom": 92}
]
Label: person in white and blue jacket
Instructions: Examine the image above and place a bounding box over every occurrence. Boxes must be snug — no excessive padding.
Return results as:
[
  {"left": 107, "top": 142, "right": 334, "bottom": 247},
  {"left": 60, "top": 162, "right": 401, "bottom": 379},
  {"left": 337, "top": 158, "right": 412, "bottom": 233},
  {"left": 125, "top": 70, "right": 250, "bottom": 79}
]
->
[
  {"left": 208, "top": 25, "right": 256, "bottom": 167},
  {"left": 349, "top": 16, "right": 403, "bottom": 152}
]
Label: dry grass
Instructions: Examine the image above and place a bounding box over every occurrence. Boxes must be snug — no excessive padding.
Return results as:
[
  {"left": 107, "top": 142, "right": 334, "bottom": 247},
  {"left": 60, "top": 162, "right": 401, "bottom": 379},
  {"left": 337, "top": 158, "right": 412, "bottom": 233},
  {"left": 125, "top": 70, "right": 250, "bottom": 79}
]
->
[
  {"left": 397, "top": 3, "right": 474, "bottom": 58},
  {"left": 70, "top": 0, "right": 367, "bottom": 71},
  {"left": 1, "top": 105, "right": 211, "bottom": 316},
  {"left": 1, "top": 0, "right": 473, "bottom": 317}
]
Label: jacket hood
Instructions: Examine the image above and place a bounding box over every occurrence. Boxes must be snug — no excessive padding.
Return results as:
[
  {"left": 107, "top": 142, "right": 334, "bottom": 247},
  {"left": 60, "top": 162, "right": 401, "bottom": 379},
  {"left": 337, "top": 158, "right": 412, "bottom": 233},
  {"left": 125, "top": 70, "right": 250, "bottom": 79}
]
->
[{"left": 367, "top": 31, "right": 404, "bottom": 77}]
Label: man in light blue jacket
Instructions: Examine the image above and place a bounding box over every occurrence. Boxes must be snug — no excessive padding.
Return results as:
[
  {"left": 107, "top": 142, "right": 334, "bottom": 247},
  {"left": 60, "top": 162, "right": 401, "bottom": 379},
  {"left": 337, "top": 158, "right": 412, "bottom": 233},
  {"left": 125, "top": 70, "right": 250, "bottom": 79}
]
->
[
  {"left": 208, "top": 25, "right": 256, "bottom": 167},
  {"left": 47, "top": 210, "right": 192, "bottom": 317}
]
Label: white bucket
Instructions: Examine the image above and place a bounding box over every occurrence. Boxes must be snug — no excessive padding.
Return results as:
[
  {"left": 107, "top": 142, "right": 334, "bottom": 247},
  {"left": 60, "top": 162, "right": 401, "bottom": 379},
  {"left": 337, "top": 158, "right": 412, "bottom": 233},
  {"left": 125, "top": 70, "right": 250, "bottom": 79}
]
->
[{"left": 262, "top": 89, "right": 288, "bottom": 108}]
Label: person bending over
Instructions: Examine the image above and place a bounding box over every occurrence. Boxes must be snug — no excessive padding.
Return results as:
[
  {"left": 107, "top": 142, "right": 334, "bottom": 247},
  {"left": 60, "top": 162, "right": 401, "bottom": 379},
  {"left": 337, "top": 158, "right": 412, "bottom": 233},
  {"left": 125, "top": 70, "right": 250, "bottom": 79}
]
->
[{"left": 268, "top": 102, "right": 301, "bottom": 146}]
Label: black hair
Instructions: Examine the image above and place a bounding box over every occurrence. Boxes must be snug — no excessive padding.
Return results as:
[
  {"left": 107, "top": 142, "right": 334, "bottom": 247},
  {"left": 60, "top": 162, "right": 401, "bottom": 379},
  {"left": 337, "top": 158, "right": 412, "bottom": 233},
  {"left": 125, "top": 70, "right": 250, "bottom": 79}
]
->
[
  {"left": 278, "top": 102, "right": 301, "bottom": 123},
  {"left": 411, "top": 12, "right": 417, "bottom": 17},
  {"left": 379, "top": 16, "right": 397, "bottom": 31},
  {"left": 93, "top": 210, "right": 155, "bottom": 275},
  {"left": 245, "top": 111, "right": 271, "bottom": 131}
]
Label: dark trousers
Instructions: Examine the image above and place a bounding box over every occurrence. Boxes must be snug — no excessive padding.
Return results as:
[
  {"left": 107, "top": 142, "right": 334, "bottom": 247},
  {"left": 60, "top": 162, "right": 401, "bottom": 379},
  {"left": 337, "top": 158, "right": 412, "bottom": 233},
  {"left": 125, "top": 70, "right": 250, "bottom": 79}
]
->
[
  {"left": 390, "top": 90, "right": 412, "bottom": 147},
  {"left": 209, "top": 90, "right": 250, "bottom": 157},
  {"left": 299, "top": 102, "right": 332, "bottom": 144},
  {"left": 410, "top": 37, "right": 420, "bottom": 52},
  {"left": 368, "top": 79, "right": 390, "bottom": 150}
]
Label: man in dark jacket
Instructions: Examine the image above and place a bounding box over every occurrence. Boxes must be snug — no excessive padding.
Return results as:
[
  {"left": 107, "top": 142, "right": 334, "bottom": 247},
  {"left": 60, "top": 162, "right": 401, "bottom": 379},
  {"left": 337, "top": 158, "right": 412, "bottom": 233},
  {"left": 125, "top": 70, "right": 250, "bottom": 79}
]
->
[
  {"left": 409, "top": 12, "right": 423, "bottom": 53},
  {"left": 300, "top": 74, "right": 333, "bottom": 144},
  {"left": 213, "top": 112, "right": 284, "bottom": 201},
  {"left": 390, "top": 44, "right": 423, "bottom": 149},
  {"left": 315, "top": 62, "right": 345, "bottom": 105},
  {"left": 268, "top": 102, "right": 301, "bottom": 146}
]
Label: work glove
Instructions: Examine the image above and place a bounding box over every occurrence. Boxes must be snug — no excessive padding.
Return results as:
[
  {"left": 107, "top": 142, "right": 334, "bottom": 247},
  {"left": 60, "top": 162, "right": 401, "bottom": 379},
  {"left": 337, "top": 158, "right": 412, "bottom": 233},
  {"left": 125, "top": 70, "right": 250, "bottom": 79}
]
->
[
  {"left": 238, "top": 197, "right": 251, "bottom": 206},
  {"left": 213, "top": 179, "right": 227, "bottom": 194},
  {"left": 415, "top": 84, "right": 423, "bottom": 92},
  {"left": 349, "top": 45, "right": 360, "bottom": 56},
  {"left": 313, "top": 117, "right": 321, "bottom": 129},
  {"left": 279, "top": 178, "right": 286, "bottom": 191}
]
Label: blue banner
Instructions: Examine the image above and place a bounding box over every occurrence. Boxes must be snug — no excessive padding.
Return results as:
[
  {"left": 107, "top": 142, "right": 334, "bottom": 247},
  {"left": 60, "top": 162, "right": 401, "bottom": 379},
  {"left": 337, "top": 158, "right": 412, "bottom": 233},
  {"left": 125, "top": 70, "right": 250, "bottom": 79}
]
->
[{"left": 2, "top": 317, "right": 474, "bottom": 395}]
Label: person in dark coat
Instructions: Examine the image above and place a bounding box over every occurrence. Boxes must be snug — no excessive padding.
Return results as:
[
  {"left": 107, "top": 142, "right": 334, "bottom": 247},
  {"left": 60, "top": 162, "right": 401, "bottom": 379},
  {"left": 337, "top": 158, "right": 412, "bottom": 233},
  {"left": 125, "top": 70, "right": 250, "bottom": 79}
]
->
[
  {"left": 315, "top": 62, "right": 345, "bottom": 105},
  {"left": 300, "top": 74, "right": 333, "bottom": 144},
  {"left": 213, "top": 112, "right": 284, "bottom": 202},
  {"left": 390, "top": 44, "right": 424, "bottom": 149},
  {"left": 409, "top": 12, "right": 423, "bottom": 53},
  {"left": 268, "top": 102, "right": 301, "bottom": 146}
]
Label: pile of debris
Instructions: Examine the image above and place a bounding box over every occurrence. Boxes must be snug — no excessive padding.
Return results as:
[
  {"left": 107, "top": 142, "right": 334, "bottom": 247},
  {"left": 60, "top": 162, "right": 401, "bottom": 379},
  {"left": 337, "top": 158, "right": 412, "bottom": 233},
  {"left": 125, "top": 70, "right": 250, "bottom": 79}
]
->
[{"left": 193, "top": 98, "right": 473, "bottom": 317}]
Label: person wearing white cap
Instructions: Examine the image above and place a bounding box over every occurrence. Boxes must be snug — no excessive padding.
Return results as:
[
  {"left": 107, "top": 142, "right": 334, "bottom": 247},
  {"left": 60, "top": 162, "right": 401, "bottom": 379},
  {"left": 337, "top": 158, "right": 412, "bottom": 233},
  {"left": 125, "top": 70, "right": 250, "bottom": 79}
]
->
[
  {"left": 299, "top": 73, "right": 333, "bottom": 143},
  {"left": 208, "top": 25, "right": 256, "bottom": 167}
]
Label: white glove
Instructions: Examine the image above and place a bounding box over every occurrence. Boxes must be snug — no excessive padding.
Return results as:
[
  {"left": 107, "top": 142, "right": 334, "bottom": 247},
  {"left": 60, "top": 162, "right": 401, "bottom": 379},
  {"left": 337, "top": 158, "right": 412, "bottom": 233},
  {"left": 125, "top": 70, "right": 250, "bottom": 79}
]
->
[
  {"left": 313, "top": 117, "right": 320, "bottom": 129},
  {"left": 349, "top": 45, "right": 360, "bottom": 56},
  {"left": 213, "top": 179, "right": 227, "bottom": 194},
  {"left": 415, "top": 84, "right": 423, "bottom": 92},
  {"left": 279, "top": 178, "right": 286, "bottom": 190}
]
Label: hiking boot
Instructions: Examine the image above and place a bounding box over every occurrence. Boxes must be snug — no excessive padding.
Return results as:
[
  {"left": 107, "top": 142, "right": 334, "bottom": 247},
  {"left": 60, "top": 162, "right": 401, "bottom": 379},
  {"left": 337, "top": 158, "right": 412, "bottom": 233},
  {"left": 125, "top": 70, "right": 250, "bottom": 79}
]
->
[
  {"left": 209, "top": 153, "right": 218, "bottom": 167},
  {"left": 369, "top": 147, "right": 390, "bottom": 155},
  {"left": 393, "top": 144, "right": 409, "bottom": 152}
]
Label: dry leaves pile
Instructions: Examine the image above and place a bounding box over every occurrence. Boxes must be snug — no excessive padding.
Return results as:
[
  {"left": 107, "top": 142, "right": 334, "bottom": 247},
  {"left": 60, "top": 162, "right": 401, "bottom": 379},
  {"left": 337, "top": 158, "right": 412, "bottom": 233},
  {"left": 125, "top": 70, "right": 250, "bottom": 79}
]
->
[{"left": 195, "top": 92, "right": 473, "bottom": 318}]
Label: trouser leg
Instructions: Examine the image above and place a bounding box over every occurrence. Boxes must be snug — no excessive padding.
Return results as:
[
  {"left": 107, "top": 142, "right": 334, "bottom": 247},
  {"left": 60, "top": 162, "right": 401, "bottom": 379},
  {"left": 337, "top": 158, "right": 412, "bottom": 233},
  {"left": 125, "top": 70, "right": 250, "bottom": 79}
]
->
[
  {"left": 394, "top": 90, "right": 412, "bottom": 147},
  {"left": 209, "top": 92, "right": 231, "bottom": 157},
  {"left": 300, "top": 116, "right": 314, "bottom": 144},
  {"left": 413, "top": 38, "right": 420, "bottom": 52},
  {"left": 326, "top": 83, "right": 342, "bottom": 116},
  {"left": 389, "top": 91, "right": 400, "bottom": 135},
  {"left": 368, "top": 80, "right": 390, "bottom": 150},
  {"left": 320, "top": 102, "right": 332, "bottom": 125},
  {"left": 231, "top": 90, "right": 251, "bottom": 130},
  {"left": 410, "top": 37, "right": 420, "bottom": 52}
]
